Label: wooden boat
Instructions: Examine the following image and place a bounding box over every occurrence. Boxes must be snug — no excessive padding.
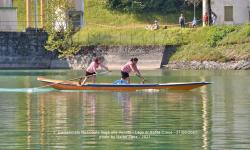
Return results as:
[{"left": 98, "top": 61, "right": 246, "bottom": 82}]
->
[{"left": 37, "top": 77, "right": 211, "bottom": 91}]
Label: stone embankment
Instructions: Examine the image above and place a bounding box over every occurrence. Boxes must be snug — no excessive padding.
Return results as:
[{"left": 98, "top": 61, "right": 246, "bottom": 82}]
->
[
  {"left": 0, "top": 31, "right": 171, "bottom": 69},
  {"left": 164, "top": 60, "right": 250, "bottom": 70},
  {"left": 67, "top": 45, "right": 173, "bottom": 70}
]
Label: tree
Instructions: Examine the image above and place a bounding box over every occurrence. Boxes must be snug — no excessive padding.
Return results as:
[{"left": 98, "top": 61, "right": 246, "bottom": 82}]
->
[
  {"left": 45, "top": 0, "right": 80, "bottom": 58},
  {"left": 185, "top": 0, "right": 202, "bottom": 19},
  {"left": 106, "top": 0, "right": 185, "bottom": 13}
]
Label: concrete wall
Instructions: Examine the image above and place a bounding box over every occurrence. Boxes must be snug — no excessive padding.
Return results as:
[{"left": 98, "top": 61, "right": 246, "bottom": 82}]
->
[
  {"left": 211, "top": 0, "right": 250, "bottom": 25},
  {"left": 0, "top": 31, "right": 64, "bottom": 69},
  {"left": 73, "top": 0, "right": 84, "bottom": 12},
  {"left": 67, "top": 45, "right": 171, "bottom": 70},
  {"left": 0, "top": 0, "right": 12, "bottom": 7},
  {"left": 0, "top": 8, "right": 17, "bottom": 31},
  {"left": 0, "top": 31, "right": 172, "bottom": 69}
]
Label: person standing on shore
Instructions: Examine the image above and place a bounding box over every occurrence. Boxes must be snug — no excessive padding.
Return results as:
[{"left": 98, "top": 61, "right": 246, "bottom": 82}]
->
[
  {"left": 179, "top": 13, "right": 185, "bottom": 28},
  {"left": 121, "top": 58, "right": 144, "bottom": 84},
  {"left": 203, "top": 12, "right": 209, "bottom": 25},
  {"left": 79, "top": 56, "right": 111, "bottom": 85},
  {"left": 211, "top": 12, "right": 217, "bottom": 25}
]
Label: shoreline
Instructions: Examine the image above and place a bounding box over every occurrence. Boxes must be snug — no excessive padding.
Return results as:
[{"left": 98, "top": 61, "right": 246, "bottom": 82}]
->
[
  {"left": 0, "top": 60, "right": 249, "bottom": 70},
  {"left": 163, "top": 60, "right": 250, "bottom": 70}
]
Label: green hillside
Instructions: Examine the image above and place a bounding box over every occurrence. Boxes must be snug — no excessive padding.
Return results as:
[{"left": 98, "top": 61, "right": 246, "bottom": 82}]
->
[
  {"left": 170, "top": 25, "right": 250, "bottom": 61},
  {"left": 74, "top": 0, "right": 197, "bottom": 45},
  {"left": 84, "top": 0, "right": 197, "bottom": 26},
  {"left": 73, "top": 0, "right": 250, "bottom": 61},
  {"left": 12, "top": 0, "right": 249, "bottom": 61}
]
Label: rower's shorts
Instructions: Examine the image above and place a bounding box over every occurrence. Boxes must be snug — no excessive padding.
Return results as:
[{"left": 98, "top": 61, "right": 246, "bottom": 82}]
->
[
  {"left": 121, "top": 71, "right": 129, "bottom": 79},
  {"left": 86, "top": 72, "right": 96, "bottom": 77}
]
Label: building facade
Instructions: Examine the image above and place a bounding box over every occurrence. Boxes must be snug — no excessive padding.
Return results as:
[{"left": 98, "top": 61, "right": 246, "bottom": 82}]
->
[
  {"left": 69, "top": 0, "right": 85, "bottom": 28},
  {"left": 0, "top": 0, "right": 12, "bottom": 7},
  {"left": 0, "top": 0, "right": 17, "bottom": 31},
  {"left": 210, "top": 0, "right": 250, "bottom": 25},
  {"left": 54, "top": 0, "right": 84, "bottom": 31}
]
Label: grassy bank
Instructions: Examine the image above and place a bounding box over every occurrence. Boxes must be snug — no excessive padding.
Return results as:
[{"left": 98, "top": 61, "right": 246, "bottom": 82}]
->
[
  {"left": 78, "top": 0, "right": 197, "bottom": 46},
  {"left": 75, "top": 0, "right": 195, "bottom": 45},
  {"left": 73, "top": 27, "right": 191, "bottom": 45},
  {"left": 13, "top": 0, "right": 249, "bottom": 62},
  {"left": 74, "top": 24, "right": 250, "bottom": 62},
  {"left": 84, "top": 0, "right": 197, "bottom": 26},
  {"left": 73, "top": 0, "right": 249, "bottom": 62},
  {"left": 170, "top": 25, "right": 250, "bottom": 62}
]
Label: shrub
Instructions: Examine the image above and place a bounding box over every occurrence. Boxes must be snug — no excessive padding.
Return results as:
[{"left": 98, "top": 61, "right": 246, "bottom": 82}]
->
[
  {"left": 207, "top": 26, "right": 238, "bottom": 47},
  {"left": 241, "top": 24, "right": 250, "bottom": 37}
]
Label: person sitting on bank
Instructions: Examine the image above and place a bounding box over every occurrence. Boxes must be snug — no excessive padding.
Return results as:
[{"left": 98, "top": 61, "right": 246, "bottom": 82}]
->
[
  {"left": 121, "top": 58, "right": 144, "bottom": 84},
  {"left": 79, "top": 56, "right": 111, "bottom": 85},
  {"left": 192, "top": 18, "right": 197, "bottom": 28},
  {"left": 145, "top": 20, "right": 160, "bottom": 30},
  {"left": 152, "top": 20, "right": 160, "bottom": 30}
]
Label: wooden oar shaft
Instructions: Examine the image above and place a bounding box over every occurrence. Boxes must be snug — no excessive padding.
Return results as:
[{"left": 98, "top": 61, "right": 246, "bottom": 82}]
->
[
  {"left": 36, "top": 71, "right": 109, "bottom": 89},
  {"left": 36, "top": 74, "right": 97, "bottom": 89}
]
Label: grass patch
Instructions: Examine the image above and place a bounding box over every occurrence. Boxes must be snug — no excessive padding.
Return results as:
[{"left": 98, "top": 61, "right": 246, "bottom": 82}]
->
[
  {"left": 85, "top": 0, "right": 198, "bottom": 26},
  {"left": 73, "top": 27, "right": 192, "bottom": 45},
  {"left": 170, "top": 41, "right": 250, "bottom": 62},
  {"left": 207, "top": 25, "right": 238, "bottom": 47},
  {"left": 12, "top": 0, "right": 249, "bottom": 61},
  {"left": 219, "top": 24, "right": 250, "bottom": 45},
  {"left": 170, "top": 44, "right": 227, "bottom": 62},
  {"left": 75, "top": 0, "right": 249, "bottom": 61}
]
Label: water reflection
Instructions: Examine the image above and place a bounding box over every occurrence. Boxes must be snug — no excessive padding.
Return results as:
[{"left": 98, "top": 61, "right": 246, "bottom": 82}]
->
[
  {"left": 1, "top": 70, "right": 250, "bottom": 149},
  {"left": 113, "top": 92, "right": 133, "bottom": 127},
  {"left": 201, "top": 85, "right": 209, "bottom": 150},
  {"left": 34, "top": 91, "right": 209, "bottom": 148},
  {"left": 39, "top": 94, "right": 45, "bottom": 147},
  {"left": 210, "top": 72, "right": 250, "bottom": 149},
  {"left": 26, "top": 95, "right": 32, "bottom": 150},
  {"left": 82, "top": 93, "right": 96, "bottom": 127}
]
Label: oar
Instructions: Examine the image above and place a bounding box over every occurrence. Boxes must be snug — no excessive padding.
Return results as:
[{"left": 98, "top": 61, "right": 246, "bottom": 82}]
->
[
  {"left": 78, "top": 71, "right": 110, "bottom": 85},
  {"left": 136, "top": 74, "right": 147, "bottom": 84},
  {"left": 36, "top": 75, "right": 93, "bottom": 89},
  {"left": 36, "top": 71, "right": 110, "bottom": 89}
]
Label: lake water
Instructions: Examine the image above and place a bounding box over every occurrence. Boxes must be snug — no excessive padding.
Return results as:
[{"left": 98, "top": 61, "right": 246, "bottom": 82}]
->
[{"left": 0, "top": 70, "right": 249, "bottom": 149}]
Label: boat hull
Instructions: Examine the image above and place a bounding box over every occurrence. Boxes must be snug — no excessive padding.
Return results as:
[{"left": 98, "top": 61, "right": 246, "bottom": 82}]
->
[{"left": 37, "top": 77, "right": 211, "bottom": 91}]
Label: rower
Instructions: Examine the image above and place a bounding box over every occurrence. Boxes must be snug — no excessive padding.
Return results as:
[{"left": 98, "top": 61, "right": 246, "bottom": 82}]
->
[
  {"left": 121, "top": 57, "right": 144, "bottom": 84},
  {"left": 79, "top": 56, "right": 111, "bottom": 85}
]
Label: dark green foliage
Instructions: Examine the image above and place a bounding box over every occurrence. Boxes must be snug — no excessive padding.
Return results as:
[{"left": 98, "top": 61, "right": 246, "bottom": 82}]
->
[
  {"left": 106, "top": 0, "right": 186, "bottom": 13},
  {"left": 45, "top": 0, "right": 80, "bottom": 58},
  {"left": 243, "top": 24, "right": 250, "bottom": 36},
  {"left": 207, "top": 26, "right": 238, "bottom": 47},
  {"left": 45, "top": 26, "right": 80, "bottom": 58}
]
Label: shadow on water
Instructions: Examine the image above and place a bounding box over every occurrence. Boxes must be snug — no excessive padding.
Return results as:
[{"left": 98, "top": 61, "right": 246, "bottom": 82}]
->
[
  {"left": 0, "top": 70, "right": 73, "bottom": 76},
  {"left": 0, "top": 88, "right": 56, "bottom": 93}
]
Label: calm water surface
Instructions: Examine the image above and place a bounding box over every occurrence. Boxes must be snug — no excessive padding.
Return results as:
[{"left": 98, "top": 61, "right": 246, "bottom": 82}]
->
[{"left": 0, "top": 70, "right": 249, "bottom": 149}]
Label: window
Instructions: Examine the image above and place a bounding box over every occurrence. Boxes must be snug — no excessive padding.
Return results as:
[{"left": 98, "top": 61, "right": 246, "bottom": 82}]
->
[
  {"left": 68, "top": 11, "right": 83, "bottom": 29},
  {"left": 224, "top": 6, "right": 233, "bottom": 21}
]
